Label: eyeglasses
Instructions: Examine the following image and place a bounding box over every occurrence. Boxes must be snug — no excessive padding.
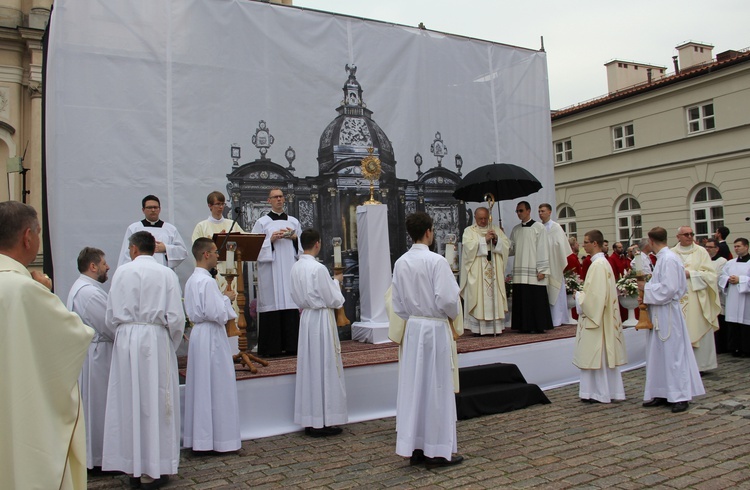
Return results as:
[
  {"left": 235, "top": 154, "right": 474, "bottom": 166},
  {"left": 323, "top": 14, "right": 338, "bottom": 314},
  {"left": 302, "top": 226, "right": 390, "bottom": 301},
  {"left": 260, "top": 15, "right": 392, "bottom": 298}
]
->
[
  {"left": 143, "top": 206, "right": 160, "bottom": 210},
  {"left": 678, "top": 232, "right": 695, "bottom": 237},
  {"left": 269, "top": 195, "right": 284, "bottom": 199},
  {"left": 210, "top": 202, "right": 226, "bottom": 207}
]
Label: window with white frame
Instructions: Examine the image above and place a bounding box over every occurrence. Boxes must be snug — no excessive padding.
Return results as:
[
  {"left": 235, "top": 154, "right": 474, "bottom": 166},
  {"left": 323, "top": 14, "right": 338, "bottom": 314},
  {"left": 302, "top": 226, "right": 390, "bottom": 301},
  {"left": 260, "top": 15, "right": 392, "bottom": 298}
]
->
[
  {"left": 613, "top": 123, "right": 635, "bottom": 151},
  {"left": 686, "top": 102, "right": 715, "bottom": 134},
  {"left": 557, "top": 205, "right": 577, "bottom": 239},
  {"left": 691, "top": 185, "right": 724, "bottom": 241},
  {"left": 615, "top": 197, "right": 642, "bottom": 243},
  {"left": 554, "top": 139, "right": 573, "bottom": 163}
]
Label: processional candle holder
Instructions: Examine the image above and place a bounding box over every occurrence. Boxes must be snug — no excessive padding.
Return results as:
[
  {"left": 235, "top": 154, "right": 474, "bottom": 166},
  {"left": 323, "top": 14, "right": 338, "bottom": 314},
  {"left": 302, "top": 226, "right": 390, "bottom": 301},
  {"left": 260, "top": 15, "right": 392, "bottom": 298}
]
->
[
  {"left": 634, "top": 269, "right": 654, "bottom": 330},
  {"left": 361, "top": 147, "right": 382, "bottom": 205},
  {"left": 331, "top": 237, "right": 349, "bottom": 327},
  {"left": 445, "top": 233, "right": 458, "bottom": 272}
]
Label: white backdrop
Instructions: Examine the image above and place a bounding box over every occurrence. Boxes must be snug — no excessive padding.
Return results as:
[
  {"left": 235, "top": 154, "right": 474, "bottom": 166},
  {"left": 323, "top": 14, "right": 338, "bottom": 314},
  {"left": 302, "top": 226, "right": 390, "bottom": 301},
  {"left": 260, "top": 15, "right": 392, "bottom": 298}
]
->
[{"left": 46, "top": 0, "right": 555, "bottom": 298}]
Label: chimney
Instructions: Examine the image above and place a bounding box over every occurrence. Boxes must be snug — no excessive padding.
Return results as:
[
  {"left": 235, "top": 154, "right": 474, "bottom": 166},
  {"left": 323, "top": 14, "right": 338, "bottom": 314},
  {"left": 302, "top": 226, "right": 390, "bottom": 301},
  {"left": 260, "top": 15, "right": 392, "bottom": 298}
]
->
[
  {"left": 647, "top": 68, "right": 652, "bottom": 84},
  {"left": 672, "top": 55, "right": 680, "bottom": 75},
  {"left": 675, "top": 41, "right": 714, "bottom": 70}
]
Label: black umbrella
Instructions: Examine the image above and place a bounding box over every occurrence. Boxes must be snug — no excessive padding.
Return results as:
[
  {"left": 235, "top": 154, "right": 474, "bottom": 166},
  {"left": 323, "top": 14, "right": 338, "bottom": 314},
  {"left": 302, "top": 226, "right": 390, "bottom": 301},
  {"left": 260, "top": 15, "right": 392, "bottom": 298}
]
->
[{"left": 452, "top": 162, "right": 542, "bottom": 203}]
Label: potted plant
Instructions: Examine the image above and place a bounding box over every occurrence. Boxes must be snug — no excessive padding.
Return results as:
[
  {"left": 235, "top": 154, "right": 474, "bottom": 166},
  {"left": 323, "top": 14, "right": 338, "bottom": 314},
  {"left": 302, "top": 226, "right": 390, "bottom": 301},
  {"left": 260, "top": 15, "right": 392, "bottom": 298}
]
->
[{"left": 616, "top": 270, "right": 639, "bottom": 326}]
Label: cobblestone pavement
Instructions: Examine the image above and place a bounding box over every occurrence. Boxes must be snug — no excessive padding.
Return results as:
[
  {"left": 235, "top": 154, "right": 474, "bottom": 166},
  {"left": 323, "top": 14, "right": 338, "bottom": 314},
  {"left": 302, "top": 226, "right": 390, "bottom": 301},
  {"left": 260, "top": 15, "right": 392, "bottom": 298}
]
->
[{"left": 89, "top": 354, "right": 750, "bottom": 489}]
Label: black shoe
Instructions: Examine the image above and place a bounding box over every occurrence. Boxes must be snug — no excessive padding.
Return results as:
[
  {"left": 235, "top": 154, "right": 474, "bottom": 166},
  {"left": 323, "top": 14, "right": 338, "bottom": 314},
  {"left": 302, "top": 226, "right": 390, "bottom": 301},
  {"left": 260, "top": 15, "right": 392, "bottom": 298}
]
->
[
  {"left": 425, "top": 454, "right": 464, "bottom": 469},
  {"left": 642, "top": 398, "right": 669, "bottom": 407},
  {"left": 410, "top": 449, "right": 425, "bottom": 466},
  {"left": 129, "top": 477, "right": 141, "bottom": 489},
  {"left": 304, "top": 426, "right": 343, "bottom": 437},
  {"left": 140, "top": 475, "right": 169, "bottom": 490},
  {"left": 671, "top": 401, "right": 689, "bottom": 413}
]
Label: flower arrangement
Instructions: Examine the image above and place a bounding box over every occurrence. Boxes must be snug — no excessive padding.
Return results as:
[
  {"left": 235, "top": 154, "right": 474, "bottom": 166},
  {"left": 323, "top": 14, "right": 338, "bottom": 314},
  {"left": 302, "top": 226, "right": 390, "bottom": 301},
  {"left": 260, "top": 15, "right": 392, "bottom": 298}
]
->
[
  {"left": 564, "top": 269, "right": 583, "bottom": 294},
  {"left": 616, "top": 270, "right": 639, "bottom": 297}
]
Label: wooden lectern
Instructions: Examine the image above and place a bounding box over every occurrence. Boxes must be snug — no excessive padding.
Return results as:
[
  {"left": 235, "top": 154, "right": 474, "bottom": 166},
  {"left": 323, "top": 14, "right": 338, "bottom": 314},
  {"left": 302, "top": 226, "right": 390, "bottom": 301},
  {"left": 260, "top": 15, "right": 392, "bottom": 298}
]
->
[{"left": 213, "top": 232, "right": 268, "bottom": 373}]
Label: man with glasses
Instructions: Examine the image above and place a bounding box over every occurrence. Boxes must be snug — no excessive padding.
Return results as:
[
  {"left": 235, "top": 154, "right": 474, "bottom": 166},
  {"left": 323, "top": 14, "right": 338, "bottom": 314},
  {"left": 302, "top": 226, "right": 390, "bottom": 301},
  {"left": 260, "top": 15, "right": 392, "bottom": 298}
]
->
[
  {"left": 508, "top": 201, "right": 553, "bottom": 334},
  {"left": 251, "top": 188, "right": 302, "bottom": 357},
  {"left": 672, "top": 226, "right": 721, "bottom": 372},
  {"left": 118, "top": 195, "right": 188, "bottom": 269}
]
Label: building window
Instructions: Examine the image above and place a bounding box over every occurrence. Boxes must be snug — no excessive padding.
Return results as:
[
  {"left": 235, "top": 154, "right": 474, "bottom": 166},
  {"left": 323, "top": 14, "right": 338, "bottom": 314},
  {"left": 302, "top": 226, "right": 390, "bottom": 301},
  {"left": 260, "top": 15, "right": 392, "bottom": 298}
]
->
[
  {"left": 686, "top": 102, "right": 715, "bottom": 133},
  {"left": 557, "top": 205, "right": 577, "bottom": 239},
  {"left": 554, "top": 139, "right": 573, "bottom": 164},
  {"left": 691, "top": 185, "right": 724, "bottom": 241},
  {"left": 613, "top": 123, "right": 635, "bottom": 151},
  {"left": 615, "top": 197, "right": 642, "bottom": 244}
]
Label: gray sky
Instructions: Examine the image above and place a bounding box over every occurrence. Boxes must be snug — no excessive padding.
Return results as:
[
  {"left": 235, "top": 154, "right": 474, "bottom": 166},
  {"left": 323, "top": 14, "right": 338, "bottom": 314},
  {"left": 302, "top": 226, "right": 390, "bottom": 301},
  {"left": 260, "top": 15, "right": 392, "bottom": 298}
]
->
[{"left": 292, "top": 0, "right": 749, "bottom": 109}]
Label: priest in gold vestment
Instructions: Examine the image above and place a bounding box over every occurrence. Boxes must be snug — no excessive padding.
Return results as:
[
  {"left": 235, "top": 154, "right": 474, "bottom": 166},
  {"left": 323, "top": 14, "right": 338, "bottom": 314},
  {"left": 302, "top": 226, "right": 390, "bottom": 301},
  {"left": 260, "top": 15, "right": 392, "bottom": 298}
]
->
[
  {"left": 0, "top": 201, "right": 93, "bottom": 489},
  {"left": 459, "top": 207, "right": 510, "bottom": 335},
  {"left": 573, "top": 230, "right": 627, "bottom": 403}
]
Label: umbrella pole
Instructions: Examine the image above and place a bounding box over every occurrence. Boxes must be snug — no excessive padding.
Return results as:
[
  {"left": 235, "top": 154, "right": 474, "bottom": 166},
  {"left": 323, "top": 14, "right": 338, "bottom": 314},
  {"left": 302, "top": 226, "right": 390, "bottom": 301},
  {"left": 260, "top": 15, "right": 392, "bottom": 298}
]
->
[{"left": 484, "top": 193, "right": 498, "bottom": 337}]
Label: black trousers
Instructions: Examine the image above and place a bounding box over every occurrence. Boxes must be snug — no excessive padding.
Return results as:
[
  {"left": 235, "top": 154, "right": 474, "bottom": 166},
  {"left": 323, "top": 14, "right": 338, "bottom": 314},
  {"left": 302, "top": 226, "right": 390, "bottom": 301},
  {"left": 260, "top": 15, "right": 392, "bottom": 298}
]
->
[
  {"left": 511, "top": 284, "right": 553, "bottom": 333},
  {"left": 257, "top": 308, "right": 300, "bottom": 357},
  {"left": 726, "top": 320, "right": 750, "bottom": 356}
]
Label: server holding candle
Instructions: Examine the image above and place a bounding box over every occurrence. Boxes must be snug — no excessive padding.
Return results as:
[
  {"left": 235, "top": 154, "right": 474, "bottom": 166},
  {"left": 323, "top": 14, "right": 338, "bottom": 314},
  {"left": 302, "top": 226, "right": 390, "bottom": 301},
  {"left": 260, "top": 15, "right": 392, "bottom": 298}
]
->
[{"left": 251, "top": 188, "right": 302, "bottom": 357}]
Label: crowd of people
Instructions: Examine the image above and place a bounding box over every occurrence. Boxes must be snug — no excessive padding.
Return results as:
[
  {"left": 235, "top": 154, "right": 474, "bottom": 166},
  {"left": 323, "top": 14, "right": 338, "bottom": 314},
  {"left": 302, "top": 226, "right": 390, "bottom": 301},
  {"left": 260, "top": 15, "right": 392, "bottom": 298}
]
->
[{"left": 2, "top": 194, "right": 748, "bottom": 486}]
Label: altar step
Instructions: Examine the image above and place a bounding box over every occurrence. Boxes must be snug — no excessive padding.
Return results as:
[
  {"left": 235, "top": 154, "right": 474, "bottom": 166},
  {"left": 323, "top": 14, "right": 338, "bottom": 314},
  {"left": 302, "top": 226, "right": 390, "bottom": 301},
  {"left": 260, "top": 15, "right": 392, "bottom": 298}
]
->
[{"left": 455, "top": 362, "right": 550, "bottom": 420}]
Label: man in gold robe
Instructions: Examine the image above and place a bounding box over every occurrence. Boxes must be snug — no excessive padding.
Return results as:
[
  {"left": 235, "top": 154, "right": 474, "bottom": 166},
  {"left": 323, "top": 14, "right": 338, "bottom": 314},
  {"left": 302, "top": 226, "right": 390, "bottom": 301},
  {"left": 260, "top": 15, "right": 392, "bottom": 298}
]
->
[
  {"left": 672, "top": 226, "right": 721, "bottom": 372},
  {"left": 573, "top": 229, "right": 627, "bottom": 403},
  {"left": 0, "top": 201, "right": 94, "bottom": 489},
  {"left": 460, "top": 207, "right": 509, "bottom": 335}
]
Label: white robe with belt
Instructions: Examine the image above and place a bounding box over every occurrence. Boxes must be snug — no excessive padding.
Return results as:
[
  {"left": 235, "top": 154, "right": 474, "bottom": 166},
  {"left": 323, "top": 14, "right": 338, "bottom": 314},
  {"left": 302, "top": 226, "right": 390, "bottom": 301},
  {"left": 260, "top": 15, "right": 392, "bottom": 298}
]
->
[
  {"left": 183, "top": 267, "right": 240, "bottom": 452},
  {"left": 67, "top": 274, "right": 112, "bottom": 468},
  {"left": 392, "top": 244, "right": 461, "bottom": 460},
  {"left": 290, "top": 255, "right": 347, "bottom": 428},
  {"left": 102, "top": 255, "right": 185, "bottom": 479},
  {"left": 643, "top": 248, "right": 704, "bottom": 403}
]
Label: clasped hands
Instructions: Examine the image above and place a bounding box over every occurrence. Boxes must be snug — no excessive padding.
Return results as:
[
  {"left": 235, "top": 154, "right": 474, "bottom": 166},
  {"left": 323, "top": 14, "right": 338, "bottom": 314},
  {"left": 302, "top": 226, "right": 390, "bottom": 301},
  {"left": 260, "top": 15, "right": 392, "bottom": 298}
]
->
[
  {"left": 485, "top": 230, "right": 498, "bottom": 245},
  {"left": 271, "top": 227, "right": 296, "bottom": 242}
]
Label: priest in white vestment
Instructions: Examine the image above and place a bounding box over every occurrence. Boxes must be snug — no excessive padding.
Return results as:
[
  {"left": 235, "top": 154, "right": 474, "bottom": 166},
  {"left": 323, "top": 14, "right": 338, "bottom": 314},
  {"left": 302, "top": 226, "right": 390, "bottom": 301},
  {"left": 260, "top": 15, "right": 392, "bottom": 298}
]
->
[
  {"left": 718, "top": 238, "right": 750, "bottom": 357},
  {"left": 539, "top": 203, "right": 574, "bottom": 327},
  {"left": 66, "top": 247, "right": 112, "bottom": 470},
  {"left": 183, "top": 238, "right": 241, "bottom": 452},
  {"left": 672, "top": 227, "right": 721, "bottom": 371},
  {"left": 391, "top": 212, "right": 464, "bottom": 469},
  {"left": 102, "top": 231, "right": 185, "bottom": 486},
  {"left": 1, "top": 201, "right": 94, "bottom": 490},
  {"left": 459, "top": 207, "right": 509, "bottom": 335},
  {"left": 509, "top": 201, "right": 553, "bottom": 333},
  {"left": 573, "top": 230, "right": 627, "bottom": 403},
  {"left": 290, "top": 229, "right": 348, "bottom": 436},
  {"left": 640, "top": 227, "right": 704, "bottom": 413},
  {"left": 118, "top": 195, "right": 188, "bottom": 269},
  {"left": 251, "top": 188, "right": 302, "bottom": 357}
]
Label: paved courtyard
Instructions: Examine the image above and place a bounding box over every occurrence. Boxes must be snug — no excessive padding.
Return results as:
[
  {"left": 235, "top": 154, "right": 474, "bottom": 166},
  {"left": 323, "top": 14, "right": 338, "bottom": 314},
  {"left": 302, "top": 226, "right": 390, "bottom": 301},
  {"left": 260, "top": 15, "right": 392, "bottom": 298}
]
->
[{"left": 89, "top": 353, "right": 750, "bottom": 489}]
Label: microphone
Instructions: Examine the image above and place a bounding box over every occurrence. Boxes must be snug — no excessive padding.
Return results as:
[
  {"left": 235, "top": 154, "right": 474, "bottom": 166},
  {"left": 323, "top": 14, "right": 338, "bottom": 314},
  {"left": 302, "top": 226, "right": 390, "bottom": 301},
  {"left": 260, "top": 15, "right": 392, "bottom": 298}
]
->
[
  {"left": 235, "top": 206, "right": 241, "bottom": 216},
  {"left": 745, "top": 217, "right": 750, "bottom": 221}
]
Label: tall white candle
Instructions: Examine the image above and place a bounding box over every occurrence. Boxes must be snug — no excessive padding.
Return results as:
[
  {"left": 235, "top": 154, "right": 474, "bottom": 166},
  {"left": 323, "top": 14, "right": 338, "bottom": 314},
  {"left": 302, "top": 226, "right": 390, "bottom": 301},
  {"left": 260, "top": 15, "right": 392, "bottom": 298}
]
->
[
  {"left": 634, "top": 252, "right": 642, "bottom": 273},
  {"left": 334, "top": 244, "right": 342, "bottom": 268},
  {"left": 445, "top": 243, "right": 456, "bottom": 271},
  {"left": 225, "top": 250, "right": 235, "bottom": 271}
]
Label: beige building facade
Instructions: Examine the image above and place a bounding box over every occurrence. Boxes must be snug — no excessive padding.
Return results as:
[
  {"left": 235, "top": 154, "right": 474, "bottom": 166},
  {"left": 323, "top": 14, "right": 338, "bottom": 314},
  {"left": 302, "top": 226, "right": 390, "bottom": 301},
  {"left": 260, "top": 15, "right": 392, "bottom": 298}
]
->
[{"left": 552, "top": 42, "right": 750, "bottom": 247}]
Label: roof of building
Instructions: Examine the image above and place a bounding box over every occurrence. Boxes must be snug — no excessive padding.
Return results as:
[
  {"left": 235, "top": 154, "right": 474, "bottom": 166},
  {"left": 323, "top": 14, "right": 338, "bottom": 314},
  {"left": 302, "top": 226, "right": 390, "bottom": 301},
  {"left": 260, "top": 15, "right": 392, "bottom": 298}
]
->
[{"left": 552, "top": 48, "right": 750, "bottom": 121}]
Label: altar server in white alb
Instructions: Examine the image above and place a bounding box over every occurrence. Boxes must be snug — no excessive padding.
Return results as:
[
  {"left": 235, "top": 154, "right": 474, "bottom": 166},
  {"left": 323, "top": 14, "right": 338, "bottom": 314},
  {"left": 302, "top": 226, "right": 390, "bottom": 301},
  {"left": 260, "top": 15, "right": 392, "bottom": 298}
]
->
[
  {"left": 639, "top": 227, "right": 704, "bottom": 414},
  {"left": 391, "top": 212, "right": 464, "bottom": 469},
  {"left": 573, "top": 230, "right": 627, "bottom": 403},
  {"left": 118, "top": 195, "right": 188, "bottom": 269},
  {"left": 66, "top": 247, "right": 112, "bottom": 471},
  {"left": 719, "top": 237, "right": 750, "bottom": 357},
  {"left": 672, "top": 226, "right": 721, "bottom": 372},
  {"left": 459, "top": 206, "right": 509, "bottom": 335},
  {"left": 102, "top": 231, "right": 185, "bottom": 488},
  {"left": 539, "top": 203, "right": 574, "bottom": 327},
  {"left": 290, "top": 228, "right": 348, "bottom": 437},
  {"left": 183, "top": 237, "right": 241, "bottom": 452},
  {"left": 1, "top": 201, "right": 93, "bottom": 490},
  {"left": 251, "top": 188, "right": 302, "bottom": 357}
]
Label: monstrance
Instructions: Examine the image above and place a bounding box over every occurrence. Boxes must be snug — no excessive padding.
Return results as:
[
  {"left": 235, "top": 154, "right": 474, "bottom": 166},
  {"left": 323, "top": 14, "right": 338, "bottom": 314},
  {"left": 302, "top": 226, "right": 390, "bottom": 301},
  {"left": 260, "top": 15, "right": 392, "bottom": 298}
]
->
[{"left": 361, "top": 147, "right": 381, "bottom": 205}]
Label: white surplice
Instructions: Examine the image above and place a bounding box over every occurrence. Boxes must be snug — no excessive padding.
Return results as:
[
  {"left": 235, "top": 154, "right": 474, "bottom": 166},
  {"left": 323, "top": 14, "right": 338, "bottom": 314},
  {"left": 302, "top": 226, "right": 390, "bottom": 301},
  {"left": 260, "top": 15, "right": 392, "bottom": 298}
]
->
[
  {"left": 183, "top": 268, "right": 240, "bottom": 452},
  {"left": 118, "top": 220, "right": 188, "bottom": 269},
  {"left": 392, "top": 244, "right": 461, "bottom": 460},
  {"left": 719, "top": 258, "right": 750, "bottom": 325},
  {"left": 1, "top": 255, "right": 93, "bottom": 490},
  {"left": 544, "top": 220, "right": 573, "bottom": 326},
  {"left": 643, "top": 247, "right": 705, "bottom": 403},
  {"left": 67, "top": 274, "right": 112, "bottom": 468},
  {"left": 290, "top": 255, "right": 348, "bottom": 429},
  {"left": 251, "top": 214, "right": 301, "bottom": 313},
  {"left": 102, "top": 255, "right": 185, "bottom": 479}
]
